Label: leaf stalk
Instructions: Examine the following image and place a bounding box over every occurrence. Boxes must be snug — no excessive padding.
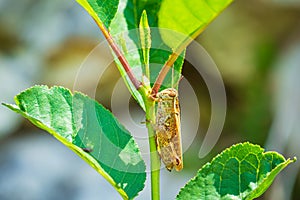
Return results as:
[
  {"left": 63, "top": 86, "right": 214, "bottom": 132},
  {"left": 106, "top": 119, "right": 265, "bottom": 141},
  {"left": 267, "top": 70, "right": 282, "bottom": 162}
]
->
[{"left": 94, "top": 20, "right": 142, "bottom": 90}]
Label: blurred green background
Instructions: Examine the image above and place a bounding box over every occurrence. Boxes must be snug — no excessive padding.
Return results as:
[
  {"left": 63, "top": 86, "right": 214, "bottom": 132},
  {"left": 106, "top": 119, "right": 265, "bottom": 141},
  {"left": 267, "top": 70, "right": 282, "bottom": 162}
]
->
[{"left": 0, "top": 0, "right": 300, "bottom": 199}]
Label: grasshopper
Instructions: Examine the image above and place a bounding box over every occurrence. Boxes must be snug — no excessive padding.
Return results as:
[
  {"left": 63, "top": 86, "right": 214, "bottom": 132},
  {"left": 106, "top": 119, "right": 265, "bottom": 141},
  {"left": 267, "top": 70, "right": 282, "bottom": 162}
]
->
[
  {"left": 138, "top": 11, "right": 182, "bottom": 171},
  {"left": 155, "top": 88, "right": 183, "bottom": 171}
]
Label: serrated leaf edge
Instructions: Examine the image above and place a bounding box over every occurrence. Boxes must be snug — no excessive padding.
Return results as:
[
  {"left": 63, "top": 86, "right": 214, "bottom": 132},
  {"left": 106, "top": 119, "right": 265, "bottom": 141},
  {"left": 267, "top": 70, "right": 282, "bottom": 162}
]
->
[
  {"left": 2, "top": 85, "right": 147, "bottom": 200},
  {"left": 176, "top": 142, "right": 296, "bottom": 200}
]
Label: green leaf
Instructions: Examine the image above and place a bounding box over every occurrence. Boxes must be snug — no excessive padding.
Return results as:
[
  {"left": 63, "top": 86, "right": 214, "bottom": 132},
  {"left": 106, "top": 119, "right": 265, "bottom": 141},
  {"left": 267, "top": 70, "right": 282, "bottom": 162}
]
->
[
  {"left": 158, "top": 0, "right": 233, "bottom": 50},
  {"left": 120, "top": 0, "right": 185, "bottom": 91},
  {"left": 76, "top": 0, "right": 232, "bottom": 108},
  {"left": 76, "top": 0, "right": 119, "bottom": 28},
  {"left": 109, "top": 0, "right": 185, "bottom": 100},
  {"left": 3, "top": 85, "right": 146, "bottom": 200},
  {"left": 77, "top": 0, "right": 146, "bottom": 110},
  {"left": 77, "top": 0, "right": 186, "bottom": 110},
  {"left": 177, "top": 142, "right": 296, "bottom": 200}
]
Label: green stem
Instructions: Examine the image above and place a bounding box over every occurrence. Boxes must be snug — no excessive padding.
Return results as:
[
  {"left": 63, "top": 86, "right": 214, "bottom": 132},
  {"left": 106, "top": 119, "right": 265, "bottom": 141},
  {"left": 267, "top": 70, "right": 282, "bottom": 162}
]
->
[{"left": 140, "top": 87, "right": 161, "bottom": 200}]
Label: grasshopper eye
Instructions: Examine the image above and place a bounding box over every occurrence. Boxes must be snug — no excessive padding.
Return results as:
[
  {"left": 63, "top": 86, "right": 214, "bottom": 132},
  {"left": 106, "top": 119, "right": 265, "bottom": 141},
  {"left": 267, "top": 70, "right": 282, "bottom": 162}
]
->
[
  {"left": 175, "top": 157, "right": 181, "bottom": 165},
  {"left": 168, "top": 91, "right": 176, "bottom": 97}
]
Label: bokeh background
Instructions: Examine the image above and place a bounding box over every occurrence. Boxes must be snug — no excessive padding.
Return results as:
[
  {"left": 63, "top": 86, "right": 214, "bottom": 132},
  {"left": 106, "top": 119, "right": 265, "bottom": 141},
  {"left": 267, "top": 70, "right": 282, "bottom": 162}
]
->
[{"left": 1, "top": 0, "right": 300, "bottom": 199}]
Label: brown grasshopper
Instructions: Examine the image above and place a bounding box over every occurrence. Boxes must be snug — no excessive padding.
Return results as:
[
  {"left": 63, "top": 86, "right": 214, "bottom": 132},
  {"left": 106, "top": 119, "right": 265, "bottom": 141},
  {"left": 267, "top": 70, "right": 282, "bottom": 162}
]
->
[{"left": 155, "top": 88, "right": 183, "bottom": 171}]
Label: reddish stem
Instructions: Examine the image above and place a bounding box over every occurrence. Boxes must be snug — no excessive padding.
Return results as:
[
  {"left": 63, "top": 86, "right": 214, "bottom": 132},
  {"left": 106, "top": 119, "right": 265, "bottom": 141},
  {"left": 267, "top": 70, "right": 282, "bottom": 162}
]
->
[
  {"left": 94, "top": 20, "right": 142, "bottom": 90},
  {"left": 151, "top": 52, "right": 180, "bottom": 96},
  {"left": 151, "top": 37, "right": 192, "bottom": 96}
]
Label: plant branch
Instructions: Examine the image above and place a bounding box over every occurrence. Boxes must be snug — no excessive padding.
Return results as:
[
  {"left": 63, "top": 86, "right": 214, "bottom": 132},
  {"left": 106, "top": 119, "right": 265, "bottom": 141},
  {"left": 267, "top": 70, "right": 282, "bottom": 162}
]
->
[{"left": 94, "top": 20, "right": 142, "bottom": 90}]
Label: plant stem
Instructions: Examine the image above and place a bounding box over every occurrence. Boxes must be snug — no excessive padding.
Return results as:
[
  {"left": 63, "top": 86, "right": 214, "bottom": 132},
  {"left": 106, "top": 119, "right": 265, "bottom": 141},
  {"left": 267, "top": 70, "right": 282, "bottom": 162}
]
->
[
  {"left": 151, "top": 37, "right": 190, "bottom": 95},
  {"left": 151, "top": 52, "right": 180, "bottom": 95},
  {"left": 146, "top": 107, "right": 160, "bottom": 200},
  {"left": 141, "top": 87, "right": 161, "bottom": 200},
  {"left": 94, "top": 20, "right": 142, "bottom": 90}
]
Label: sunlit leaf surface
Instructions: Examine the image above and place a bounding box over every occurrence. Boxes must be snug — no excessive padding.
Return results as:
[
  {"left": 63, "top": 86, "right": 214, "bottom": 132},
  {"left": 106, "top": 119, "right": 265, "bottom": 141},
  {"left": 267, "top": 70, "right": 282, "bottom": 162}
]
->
[
  {"left": 3, "top": 85, "right": 146, "bottom": 200},
  {"left": 158, "top": 0, "right": 233, "bottom": 50},
  {"left": 177, "top": 142, "right": 296, "bottom": 200}
]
